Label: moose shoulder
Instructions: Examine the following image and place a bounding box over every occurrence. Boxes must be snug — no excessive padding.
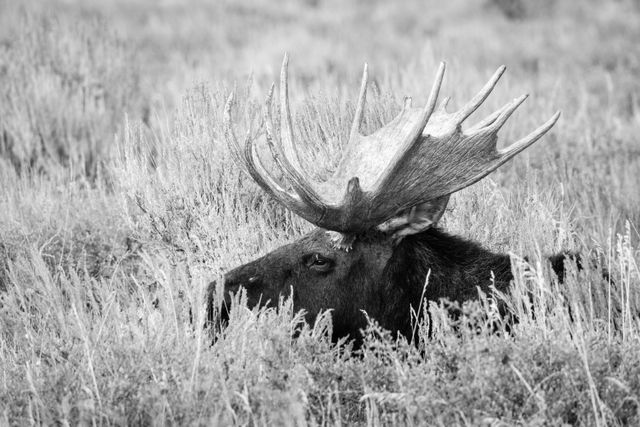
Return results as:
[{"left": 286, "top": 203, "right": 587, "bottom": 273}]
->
[{"left": 214, "top": 56, "right": 564, "bottom": 344}]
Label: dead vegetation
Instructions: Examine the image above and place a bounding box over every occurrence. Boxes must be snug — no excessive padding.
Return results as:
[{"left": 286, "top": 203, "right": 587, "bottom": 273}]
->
[{"left": 0, "top": 0, "right": 639, "bottom": 424}]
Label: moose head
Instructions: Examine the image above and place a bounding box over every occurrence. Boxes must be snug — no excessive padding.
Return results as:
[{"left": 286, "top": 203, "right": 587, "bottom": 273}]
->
[{"left": 215, "top": 55, "right": 560, "bottom": 343}]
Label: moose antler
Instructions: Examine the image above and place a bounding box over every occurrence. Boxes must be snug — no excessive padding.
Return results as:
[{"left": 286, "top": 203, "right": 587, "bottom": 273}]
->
[{"left": 224, "top": 55, "right": 560, "bottom": 238}]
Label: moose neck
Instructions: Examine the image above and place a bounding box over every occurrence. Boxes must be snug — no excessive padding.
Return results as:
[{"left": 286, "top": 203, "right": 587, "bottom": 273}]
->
[{"left": 379, "top": 227, "right": 513, "bottom": 339}]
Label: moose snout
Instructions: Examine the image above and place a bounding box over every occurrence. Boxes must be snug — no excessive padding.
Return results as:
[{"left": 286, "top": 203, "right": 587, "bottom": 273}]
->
[{"left": 224, "top": 270, "right": 263, "bottom": 293}]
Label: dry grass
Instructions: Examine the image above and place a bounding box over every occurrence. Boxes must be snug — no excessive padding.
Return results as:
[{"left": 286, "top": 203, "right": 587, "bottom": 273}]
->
[{"left": 1, "top": 0, "right": 640, "bottom": 424}]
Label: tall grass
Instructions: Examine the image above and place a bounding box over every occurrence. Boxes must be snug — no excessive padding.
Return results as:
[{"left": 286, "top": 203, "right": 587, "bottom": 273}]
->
[
  {"left": 1, "top": 0, "right": 640, "bottom": 424},
  {"left": 0, "top": 9, "right": 144, "bottom": 178}
]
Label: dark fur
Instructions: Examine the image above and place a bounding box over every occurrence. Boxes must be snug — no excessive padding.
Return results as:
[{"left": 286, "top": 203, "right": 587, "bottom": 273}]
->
[
  {"left": 209, "top": 227, "right": 572, "bottom": 345},
  {"left": 377, "top": 229, "right": 515, "bottom": 340}
]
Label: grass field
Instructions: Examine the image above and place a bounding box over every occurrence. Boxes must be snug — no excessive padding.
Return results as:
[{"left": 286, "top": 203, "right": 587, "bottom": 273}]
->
[{"left": 1, "top": 0, "right": 640, "bottom": 424}]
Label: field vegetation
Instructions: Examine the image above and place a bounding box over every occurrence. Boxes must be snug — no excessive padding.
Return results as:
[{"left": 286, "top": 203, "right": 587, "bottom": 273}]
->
[{"left": 1, "top": 0, "right": 640, "bottom": 424}]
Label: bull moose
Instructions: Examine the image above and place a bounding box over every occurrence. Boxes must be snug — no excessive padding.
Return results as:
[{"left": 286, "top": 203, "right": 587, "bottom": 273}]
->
[{"left": 213, "top": 55, "right": 566, "bottom": 344}]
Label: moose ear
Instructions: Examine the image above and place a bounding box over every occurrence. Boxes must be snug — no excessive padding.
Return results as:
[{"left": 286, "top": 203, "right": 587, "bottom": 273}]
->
[{"left": 377, "top": 195, "right": 450, "bottom": 243}]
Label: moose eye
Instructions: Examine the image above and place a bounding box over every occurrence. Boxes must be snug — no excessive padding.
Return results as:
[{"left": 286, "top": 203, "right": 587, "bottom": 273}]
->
[{"left": 304, "top": 253, "right": 334, "bottom": 273}]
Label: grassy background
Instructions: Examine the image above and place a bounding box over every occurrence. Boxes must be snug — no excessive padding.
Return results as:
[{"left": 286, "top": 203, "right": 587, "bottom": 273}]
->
[{"left": 1, "top": 0, "right": 640, "bottom": 424}]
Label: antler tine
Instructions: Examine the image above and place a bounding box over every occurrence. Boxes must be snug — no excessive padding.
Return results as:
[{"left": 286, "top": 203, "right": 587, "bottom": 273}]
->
[
  {"left": 280, "top": 53, "right": 307, "bottom": 171},
  {"left": 225, "top": 93, "right": 272, "bottom": 188},
  {"left": 397, "top": 61, "right": 446, "bottom": 142},
  {"left": 279, "top": 53, "right": 296, "bottom": 157},
  {"left": 452, "top": 65, "right": 506, "bottom": 125},
  {"left": 469, "top": 94, "right": 529, "bottom": 135},
  {"left": 435, "top": 96, "right": 451, "bottom": 114},
  {"left": 224, "top": 92, "right": 282, "bottom": 196},
  {"left": 348, "top": 63, "right": 368, "bottom": 143},
  {"left": 274, "top": 54, "right": 327, "bottom": 209},
  {"left": 223, "top": 90, "right": 317, "bottom": 221},
  {"left": 372, "top": 62, "right": 446, "bottom": 197},
  {"left": 243, "top": 133, "right": 323, "bottom": 223},
  {"left": 498, "top": 111, "right": 561, "bottom": 158},
  {"left": 263, "top": 83, "right": 285, "bottom": 173},
  {"left": 466, "top": 98, "right": 512, "bottom": 132},
  {"left": 263, "top": 82, "right": 324, "bottom": 206},
  {"left": 426, "top": 62, "right": 447, "bottom": 116},
  {"left": 223, "top": 91, "right": 245, "bottom": 164},
  {"left": 439, "top": 112, "right": 562, "bottom": 196},
  {"left": 243, "top": 132, "right": 285, "bottom": 197}
]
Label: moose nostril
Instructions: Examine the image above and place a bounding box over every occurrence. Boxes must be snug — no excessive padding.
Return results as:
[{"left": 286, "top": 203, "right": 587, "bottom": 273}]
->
[
  {"left": 225, "top": 280, "right": 240, "bottom": 291},
  {"left": 224, "top": 276, "right": 259, "bottom": 292}
]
